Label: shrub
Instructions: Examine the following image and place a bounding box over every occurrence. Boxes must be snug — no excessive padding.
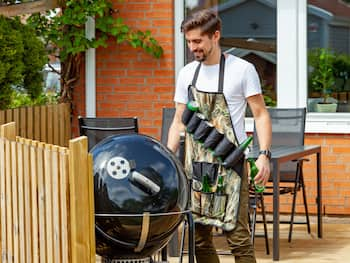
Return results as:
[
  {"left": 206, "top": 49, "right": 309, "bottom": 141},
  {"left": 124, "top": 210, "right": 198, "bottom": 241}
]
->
[{"left": 0, "top": 15, "right": 47, "bottom": 110}]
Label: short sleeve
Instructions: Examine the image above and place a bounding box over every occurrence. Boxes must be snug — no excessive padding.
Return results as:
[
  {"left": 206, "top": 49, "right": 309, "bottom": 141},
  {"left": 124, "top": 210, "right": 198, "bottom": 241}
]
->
[
  {"left": 242, "top": 63, "right": 262, "bottom": 98},
  {"left": 174, "top": 67, "right": 189, "bottom": 104}
]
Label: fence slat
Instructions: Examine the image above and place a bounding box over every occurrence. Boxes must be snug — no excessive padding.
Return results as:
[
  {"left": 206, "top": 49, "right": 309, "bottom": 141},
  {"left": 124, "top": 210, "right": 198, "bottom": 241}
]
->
[
  {"left": 34, "top": 106, "right": 41, "bottom": 141},
  {"left": 37, "top": 142, "right": 47, "bottom": 262},
  {"left": 65, "top": 103, "right": 71, "bottom": 147},
  {"left": 6, "top": 140, "right": 13, "bottom": 262},
  {"left": 16, "top": 139, "right": 26, "bottom": 263},
  {"left": 53, "top": 106, "right": 59, "bottom": 147},
  {"left": 13, "top": 108, "right": 20, "bottom": 137},
  {"left": 69, "top": 136, "right": 95, "bottom": 263},
  {"left": 40, "top": 105, "right": 47, "bottom": 144},
  {"left": 47, "top": 105, "right": 54, "bottom": 144},
  {"left": 20, "top": 107, "right": 27, "bottom": 139},
  {"left": 59, "top": 104, "right": 65, "bottom": 147},
  {"left": 51, "top": 145, "right": 61, "bottom": 263},
  {"left": 22, "top": 138, "right": 33, "bottom": 263},
  {"left": 27, "top": 106, "right": 34, "bottom": 140},
  {"left": 11, "top": 141, "right": 20, "bottom": 263},
  {"left": 30, "top": 140, "right": 40, "bottom": 263},
  {"left": 0, "top": 110, "right": 5, "bottom": 125},
  {"left": 44, "top": 144, "right": 54, "bottom": 262},
  {"left": 0, "top": 137, "right": 7, "bottom": 262},
  {"left": 59, "top": 147, "right": 69, "bottom": 263}
]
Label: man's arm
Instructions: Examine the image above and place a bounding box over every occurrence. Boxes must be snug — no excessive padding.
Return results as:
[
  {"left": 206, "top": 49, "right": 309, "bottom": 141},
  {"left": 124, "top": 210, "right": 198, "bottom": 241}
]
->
[
  {"left": 167, "top": 103, "right": 186, "bottom": 153},
  {"left": 247, "top": 94, "right": 272, "bottom": 185}
]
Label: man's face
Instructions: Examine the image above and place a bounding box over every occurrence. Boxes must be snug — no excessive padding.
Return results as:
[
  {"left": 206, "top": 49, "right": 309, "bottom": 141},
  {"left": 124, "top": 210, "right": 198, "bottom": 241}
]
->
[{"left": 185, "top": 28, "right": 219, "bottom": 62}]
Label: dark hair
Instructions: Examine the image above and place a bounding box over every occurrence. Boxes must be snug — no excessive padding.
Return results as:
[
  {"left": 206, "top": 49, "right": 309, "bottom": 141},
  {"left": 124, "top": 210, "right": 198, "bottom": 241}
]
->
[{"left": 181, "top": 9, "right": 222, "bottom": 37}]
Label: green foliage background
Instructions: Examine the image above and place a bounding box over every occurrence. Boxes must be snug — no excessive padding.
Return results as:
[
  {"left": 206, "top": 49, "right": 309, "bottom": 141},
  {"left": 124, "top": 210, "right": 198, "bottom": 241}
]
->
[
  {"left": 0, "top": 15, "right": 47, "bottom": 110},
  {"left": 27, "top": 0, "right": 164, "bottom": 102}
]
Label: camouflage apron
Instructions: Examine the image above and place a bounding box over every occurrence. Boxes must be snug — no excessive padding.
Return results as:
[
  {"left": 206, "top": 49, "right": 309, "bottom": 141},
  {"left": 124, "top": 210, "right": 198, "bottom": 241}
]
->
[{"left": 184, "top": 54, "right": 245, "bottom": 231}]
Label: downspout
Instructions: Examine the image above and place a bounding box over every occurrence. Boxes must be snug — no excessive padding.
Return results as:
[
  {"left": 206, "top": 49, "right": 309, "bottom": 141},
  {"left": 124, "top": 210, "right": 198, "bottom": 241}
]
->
[
  {"left": 85, "top": 16, "right": 96, "bottom": 117},
  {"left": 175, "top": 1, "right": 185, "bottom": 82}
]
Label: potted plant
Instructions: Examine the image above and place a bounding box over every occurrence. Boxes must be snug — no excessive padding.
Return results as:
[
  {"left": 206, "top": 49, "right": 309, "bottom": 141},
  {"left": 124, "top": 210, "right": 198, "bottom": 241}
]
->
[{"left": 309, "top": 48, "right": 337, "bottom": 112}]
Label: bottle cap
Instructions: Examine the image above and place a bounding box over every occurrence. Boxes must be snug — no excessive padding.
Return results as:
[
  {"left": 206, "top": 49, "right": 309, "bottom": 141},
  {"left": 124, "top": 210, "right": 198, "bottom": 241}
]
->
[{"left": 187, "top": 101, "right": 200, "bottom": 112}]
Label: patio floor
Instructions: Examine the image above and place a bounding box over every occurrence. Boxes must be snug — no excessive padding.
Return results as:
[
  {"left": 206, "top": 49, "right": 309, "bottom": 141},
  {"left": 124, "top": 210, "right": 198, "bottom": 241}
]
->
[
  {"left": 96, "top": 215, "right": 350, "bottom": 263},
  {"left": 168, "top": 215, "right": 350, "bottom": 263}
]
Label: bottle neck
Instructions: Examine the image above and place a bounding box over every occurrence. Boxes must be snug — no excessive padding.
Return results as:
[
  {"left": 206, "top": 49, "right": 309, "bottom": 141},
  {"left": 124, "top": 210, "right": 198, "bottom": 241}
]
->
[{"left": 240, "top": 136, "right": 253, "bottom": 150}]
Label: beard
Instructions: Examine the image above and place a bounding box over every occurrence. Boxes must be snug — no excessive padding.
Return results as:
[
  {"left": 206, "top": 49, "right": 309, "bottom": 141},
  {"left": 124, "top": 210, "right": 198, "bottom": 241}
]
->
[
  {"left": 193, "top": 50, "right": 206, "bottom": 62},
  {"left": 193, "top": 46, "right": 213, "bottom": 62}
]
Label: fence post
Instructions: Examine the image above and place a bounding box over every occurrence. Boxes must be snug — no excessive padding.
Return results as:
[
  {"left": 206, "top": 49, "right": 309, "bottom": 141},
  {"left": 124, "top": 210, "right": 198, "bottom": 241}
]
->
[{"left": 68, "top": 136, "right": 95, "bottom": 263}]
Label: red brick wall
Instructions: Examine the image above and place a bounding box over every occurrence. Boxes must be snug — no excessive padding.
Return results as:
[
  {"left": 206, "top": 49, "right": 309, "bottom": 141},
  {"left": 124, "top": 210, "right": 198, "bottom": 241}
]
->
[
  {"left": 263, "top": 133, "right": 350, "bottom": 216},
  {"left": 72, "top": 0, "right": 175, "bottom": 139}
]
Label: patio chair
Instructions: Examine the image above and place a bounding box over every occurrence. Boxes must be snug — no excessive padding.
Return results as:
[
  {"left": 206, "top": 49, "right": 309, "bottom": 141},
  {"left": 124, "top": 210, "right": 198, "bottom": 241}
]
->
[
  {"left": 249, "top": 191, "right": 270, "bottom": 254},
  {"left": 78, "top": 116, "right": 138, "bottom": 150},
  {"left": 253, "top": 107, "right": 310, "bottom": 242}
]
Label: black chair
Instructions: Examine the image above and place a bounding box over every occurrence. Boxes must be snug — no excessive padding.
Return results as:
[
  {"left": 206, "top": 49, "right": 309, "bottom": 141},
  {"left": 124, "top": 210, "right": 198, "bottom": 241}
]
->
[
  {"left": 78, "top": 116, "right": 138, "bottom": 150},
  {"left": 253, "top": 107, "right": 310, "bottom": 242},
  {"left": 249, "top": 191, "right": 269, "bottom": 254}
]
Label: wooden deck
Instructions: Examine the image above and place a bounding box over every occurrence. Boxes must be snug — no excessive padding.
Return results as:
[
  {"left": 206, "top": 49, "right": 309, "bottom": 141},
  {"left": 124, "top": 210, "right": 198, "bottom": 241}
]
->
[
  {"left": 168, "top": 215, "right": 350, "bottom": 263},
  {"left": 95, "top": 215, "right": 350, "bottom": 262}
]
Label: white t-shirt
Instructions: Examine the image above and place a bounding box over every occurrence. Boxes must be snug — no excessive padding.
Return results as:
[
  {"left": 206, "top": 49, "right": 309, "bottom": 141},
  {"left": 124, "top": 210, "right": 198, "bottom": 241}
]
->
[{"left": 174, "top": 54, "right": 261, "bottom": 144}]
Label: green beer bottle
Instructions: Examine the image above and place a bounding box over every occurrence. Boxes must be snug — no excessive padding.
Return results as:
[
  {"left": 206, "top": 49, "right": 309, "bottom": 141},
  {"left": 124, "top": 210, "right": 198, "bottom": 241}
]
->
[
  {"left": 247, "top": 158, "right": 265, "bottom": 193},
  {"left": 213, "top": 175, "right": 227, "bottom": 220},
  {"left": 202, "top": 173, "right": 211, "bottom": 193},
  {"left": 201, "top": 173, "right": 213, "bottom": 216},
  {"left": 216, "top": 175, "right": 225, "bottom": 195}
]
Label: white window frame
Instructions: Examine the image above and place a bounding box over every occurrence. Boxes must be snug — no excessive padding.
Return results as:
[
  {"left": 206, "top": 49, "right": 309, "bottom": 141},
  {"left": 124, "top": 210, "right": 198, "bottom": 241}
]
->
[{"left": 174, "top": 0, "right": 350, "bottom": 134}]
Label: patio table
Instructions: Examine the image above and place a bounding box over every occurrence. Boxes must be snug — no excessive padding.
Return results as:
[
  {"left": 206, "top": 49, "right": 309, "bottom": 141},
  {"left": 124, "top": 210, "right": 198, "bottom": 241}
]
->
[{"left": 248, "top": 145, "right": 322, "bottom": 261}]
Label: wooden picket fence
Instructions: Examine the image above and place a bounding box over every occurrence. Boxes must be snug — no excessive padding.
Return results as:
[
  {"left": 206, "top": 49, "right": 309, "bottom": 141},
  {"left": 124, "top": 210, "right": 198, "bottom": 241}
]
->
[
  {"left": 0, "top": 103, "right": 71, "bottom": 147},
  {"left": 0, "top": 122, "right": 95, "bottom": 263}
]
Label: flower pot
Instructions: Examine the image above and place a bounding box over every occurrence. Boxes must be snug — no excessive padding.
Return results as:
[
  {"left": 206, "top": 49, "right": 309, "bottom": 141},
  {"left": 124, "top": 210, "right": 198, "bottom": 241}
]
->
[{"left": 315, "top": 102, "right": 337, "bottom": 112}]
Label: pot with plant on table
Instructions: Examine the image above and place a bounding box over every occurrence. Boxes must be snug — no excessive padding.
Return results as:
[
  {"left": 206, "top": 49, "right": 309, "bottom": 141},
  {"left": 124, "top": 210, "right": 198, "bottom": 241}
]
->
[{"left": 309, "top": 48, "right": 337, "bottom": 112}]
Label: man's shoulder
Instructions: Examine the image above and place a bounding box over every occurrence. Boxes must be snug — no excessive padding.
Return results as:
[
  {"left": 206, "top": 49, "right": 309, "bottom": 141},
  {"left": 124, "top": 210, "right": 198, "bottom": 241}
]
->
[
  {"left": 182, "top": 60, "right": 200, "bottom": 71},
  {"left": 178, "top": 60, "right": 200, "bottom": 80},
  {"left": 226, "top": 54, "right": 252, "bottom": 68}
]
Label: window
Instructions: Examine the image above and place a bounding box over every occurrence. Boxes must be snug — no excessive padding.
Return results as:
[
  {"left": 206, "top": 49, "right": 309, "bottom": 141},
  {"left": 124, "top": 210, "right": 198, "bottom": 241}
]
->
[{"left": 307, "top": 0, "right": 350, "bottom": 113}]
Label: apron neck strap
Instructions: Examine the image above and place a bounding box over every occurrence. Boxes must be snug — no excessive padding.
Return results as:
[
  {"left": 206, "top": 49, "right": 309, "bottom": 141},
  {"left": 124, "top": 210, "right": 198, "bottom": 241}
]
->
[{"left": 191, "top": 54, "right": 226, "bottom": 93}]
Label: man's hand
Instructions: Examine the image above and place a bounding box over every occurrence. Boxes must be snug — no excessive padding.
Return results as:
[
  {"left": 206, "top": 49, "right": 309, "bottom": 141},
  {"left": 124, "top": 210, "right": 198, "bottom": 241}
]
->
[{"left": 253, "top": 154, "right": 271, "bottom": 186}]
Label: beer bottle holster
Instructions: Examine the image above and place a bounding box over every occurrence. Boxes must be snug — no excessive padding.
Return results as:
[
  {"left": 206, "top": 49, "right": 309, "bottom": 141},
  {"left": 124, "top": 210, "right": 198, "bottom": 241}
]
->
[
  {"left": 183, "top": 54, "right": 245, "bottom": 231},
  {"left": 183, "top": 107, "right": 245, "bottom": 231}
]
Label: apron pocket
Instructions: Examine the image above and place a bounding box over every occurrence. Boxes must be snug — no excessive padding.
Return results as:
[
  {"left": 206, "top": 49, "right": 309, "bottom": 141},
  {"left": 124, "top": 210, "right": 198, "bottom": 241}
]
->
[
  {"left": 192, "top": 161, "right": 219, "bottom": 186},
  {"left": 201, "top": 162, "right": 219, "bottom": 186},
  {"left": 212, "top": 193, "right": 227, "bottom": 220},
  {"left": 191, "top": 190, "right": 202, "bottom": 214},
  {"left": 200, "top": 192, "right": 214, "bottom": 217},
  {"left": 191, "top": 161, "right": 220, "bottom": 217}
]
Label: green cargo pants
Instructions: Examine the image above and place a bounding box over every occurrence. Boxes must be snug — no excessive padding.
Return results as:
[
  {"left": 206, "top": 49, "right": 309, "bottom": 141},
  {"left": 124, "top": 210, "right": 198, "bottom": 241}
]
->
[{"left": 194, "top": 171, "right": 256, "bottom": 263}]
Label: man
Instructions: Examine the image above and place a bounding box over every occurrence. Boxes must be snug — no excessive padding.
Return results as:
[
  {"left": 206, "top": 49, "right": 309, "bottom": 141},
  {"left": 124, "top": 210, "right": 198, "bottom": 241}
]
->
[{"left": 167, "top": 9, "right": 272, "bottom": 263}]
